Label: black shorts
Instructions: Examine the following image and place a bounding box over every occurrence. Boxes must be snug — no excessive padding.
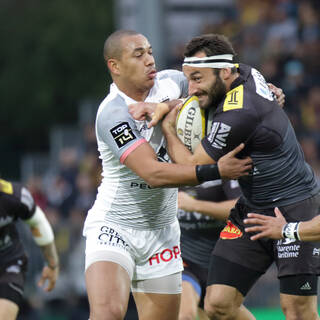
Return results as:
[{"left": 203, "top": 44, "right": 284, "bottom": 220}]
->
[
  {"left": 182, "top": 258, "right": 208, "bottom": 308},
  {"left": 208, "top": 193, "right": 320, "bottom": 296},
  {"left": 0, "top": 258, "right": 27, "bottom": 307}
]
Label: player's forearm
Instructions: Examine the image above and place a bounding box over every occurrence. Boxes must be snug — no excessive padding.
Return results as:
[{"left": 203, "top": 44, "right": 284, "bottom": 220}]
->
[
  {"left": 39, "top": 242, "right": 59, "bottom": 270},
  {"left": 145, "top": 162, "right": 199, "bottom": 187},
  {"left": 190, "top": 199, "right": 236, "bottom": 220},
  {"left": 163, "top": 127, "right": 196, "bottom": 165},
  {"left": 297, "top": 217, "right": 320, "bottom": 242}
]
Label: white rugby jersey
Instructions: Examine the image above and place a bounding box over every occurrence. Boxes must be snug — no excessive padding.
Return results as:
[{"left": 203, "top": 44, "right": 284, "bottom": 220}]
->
[{"left": 85, "top": 70, "right": 188, "bottom": 230}]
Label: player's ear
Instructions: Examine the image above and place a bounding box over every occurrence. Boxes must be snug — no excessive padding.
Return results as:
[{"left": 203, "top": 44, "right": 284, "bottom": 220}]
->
[
  {"left": 220, "top": 68, "right": 232, "bottom": 80},
  {"left": 107, "top": 58, "right": 120, "bottom": 76}
]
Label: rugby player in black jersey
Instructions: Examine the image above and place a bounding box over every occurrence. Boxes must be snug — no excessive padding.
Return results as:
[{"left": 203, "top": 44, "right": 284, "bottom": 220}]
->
[
  {"left": 153, "top": 34, "right": 320, "bottom": 320},
  {"left": 178, "top": 180, "right": 241, "bottom": 320},
  {"left": 0, "top": 178, "right": 59, "bottom": 320}
]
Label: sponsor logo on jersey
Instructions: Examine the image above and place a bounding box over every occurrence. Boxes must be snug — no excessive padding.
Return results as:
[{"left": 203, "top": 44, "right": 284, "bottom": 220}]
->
[
  {"left": 148, "top": 245, "right": 181, "bottom": 266},
  {"left": 130, "top": 182, "right": 152, "bottom": 189},
  {"left": 223, "top": 85, "right": 244, "bottom": 111},
  {"left": 220, "top": 220, "right": 242, "bottom": 239},
  {"left": 207, "top": 122, "right": 231, "bottom": 149},
  {"left": 276, "top": 240, "right": 300, "bottom": 259},
  {"left": 110, "top": 122, "right": 136, "bottom": 148},
  {"left": 251, "top": 68, "right": 274, "bottom": 101},
  {"left": 97, "top": 226, "right": 129, "bottom": 251},
  {"left": 313, "top": 248, "right": 320, "bottom": 257}
]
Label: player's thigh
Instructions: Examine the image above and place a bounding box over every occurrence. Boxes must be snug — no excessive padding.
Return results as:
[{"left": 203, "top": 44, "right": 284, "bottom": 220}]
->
[
  {"left": 0, "top": 299, "right": 19, "bottom": 320},
  {"left": 85, "top": 261, "right": 131, "bottom": 313},
  {"left": 132, "top": 272, "right": 182, "bottom": 320},
  {"left": 133, "top": 292, "right": 180, "bottom": 320},
  {"left": 179, "top": 280, "right": 200, "bottom": 319}
]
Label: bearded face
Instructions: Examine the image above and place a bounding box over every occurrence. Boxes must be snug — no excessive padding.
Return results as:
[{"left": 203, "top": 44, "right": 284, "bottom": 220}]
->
[{"left": 205, "top": 72, "right": 227, "bottom": 109}]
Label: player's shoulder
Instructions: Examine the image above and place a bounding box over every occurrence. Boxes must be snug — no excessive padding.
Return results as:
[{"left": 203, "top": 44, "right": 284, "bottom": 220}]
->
[
  {"left": 219, "top": 64, "right": 266, "bottom": 116},
  {"left": 0, "top": 179, "right": 34, "bottom": 210},
  {"left": 97, "top": 91, "right": 128, "bottom": 125},
  {"left": 0, "top": 179, "right": 24, "bottom": 197},
  {"left": 156, "top": 69, "right": 187, "bottom": 85},
  {"left": 156, "top": 69, "right": 184, "bottom": 79}
]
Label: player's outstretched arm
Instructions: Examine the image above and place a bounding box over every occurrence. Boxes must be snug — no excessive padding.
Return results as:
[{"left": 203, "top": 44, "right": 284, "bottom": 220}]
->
[
  {"left": 178, "top": 191, "right": 237, "bottom": 221},
  {"left": 244, "top": 207, "right": 320, "bottom": 242},
  {"left": 217, "top": 143, "right": 253, "bottom": 179},
  {"left": 37, "top": 242, "right": 59, "bottom": 292},
  {"left": 25, "top": 206, "right": 59, "bottom": 291},
  {"left": 244, "top": 207, "right": 286, "bottom": 240}
]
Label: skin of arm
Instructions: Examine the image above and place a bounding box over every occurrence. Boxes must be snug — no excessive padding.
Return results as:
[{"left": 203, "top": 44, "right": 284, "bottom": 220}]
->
[
  {"left": 27, "top": 206, "right": 59, "bottom": 292},
  {"left": 37, "top": 242, "right": 60, "bottom": 292},
  {"left": 123, "top": 139, "right": 252, "bottom": 187},
  {"left": 178, "top": 191, "right": 238, "bottom": 221},
  {"left": 244, "top": 207, "right": 320, "bottom": 242}
]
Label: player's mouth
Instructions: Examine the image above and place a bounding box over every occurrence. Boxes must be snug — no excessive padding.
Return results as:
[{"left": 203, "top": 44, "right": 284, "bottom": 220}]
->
[{"left": 147, "top": 69, "right": 157, "bottom": 79}]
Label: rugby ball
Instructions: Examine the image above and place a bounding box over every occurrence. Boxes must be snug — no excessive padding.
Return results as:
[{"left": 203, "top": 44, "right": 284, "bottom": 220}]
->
[{"left": 176, "top": 96, "right": 206, "bottom": 153}]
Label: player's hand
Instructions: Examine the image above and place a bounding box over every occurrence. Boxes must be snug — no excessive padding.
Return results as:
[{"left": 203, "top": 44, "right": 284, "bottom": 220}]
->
[
  {"left": 161, "top": 104, "right": 181, "bottom": 135},
  {"left": 128, "top": 102, "right": 158, "bottom": 121},
  {"left": 217, "top": 143, "right": 253, "bottom": 179},
  {"left": 178, "top": 191, "right": 197, "bottom": 212},
  {"left": 244, "top": 207, "right": 287, "bottom": 240},
  {"left": 38, "top": 265, "right": 59, "bottom": 292},
  {"left": 268, "top": 83, "right": 285, "bottom": 108}
]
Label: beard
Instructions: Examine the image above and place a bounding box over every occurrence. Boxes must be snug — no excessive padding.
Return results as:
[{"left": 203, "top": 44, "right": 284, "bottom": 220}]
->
[{"left": 205, "top": 75, "right": 227, "bottom": 109}]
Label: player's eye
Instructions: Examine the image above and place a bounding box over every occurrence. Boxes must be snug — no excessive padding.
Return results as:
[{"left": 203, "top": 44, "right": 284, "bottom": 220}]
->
[{"left": 192, "top": 77, "right": 201, "bottom": 83}]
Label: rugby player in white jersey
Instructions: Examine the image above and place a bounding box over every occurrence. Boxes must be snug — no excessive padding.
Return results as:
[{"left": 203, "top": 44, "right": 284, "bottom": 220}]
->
[{"left": 82, "top": 30, "right": 253, "bottom": 320}]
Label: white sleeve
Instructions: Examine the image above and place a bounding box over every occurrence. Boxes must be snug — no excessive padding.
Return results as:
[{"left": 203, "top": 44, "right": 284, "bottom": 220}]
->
[{"left": 25, "top": 206, "right": 54, "bottom": 246}]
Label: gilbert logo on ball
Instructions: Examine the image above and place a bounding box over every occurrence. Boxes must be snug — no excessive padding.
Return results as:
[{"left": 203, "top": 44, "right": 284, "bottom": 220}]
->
[{"left": 176, "top": 96, "right": 206, "bottom": 153}]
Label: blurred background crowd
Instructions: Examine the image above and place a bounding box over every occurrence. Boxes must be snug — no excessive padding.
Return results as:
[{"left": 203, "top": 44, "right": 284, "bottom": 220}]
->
[{"left": 0, "top": 0, "right": 319, "bottom": 319}]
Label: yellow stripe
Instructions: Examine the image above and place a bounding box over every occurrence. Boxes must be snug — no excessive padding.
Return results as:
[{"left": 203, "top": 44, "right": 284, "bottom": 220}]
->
[{"left": 200, "top": 108, "right": 206, "bottom": 138}]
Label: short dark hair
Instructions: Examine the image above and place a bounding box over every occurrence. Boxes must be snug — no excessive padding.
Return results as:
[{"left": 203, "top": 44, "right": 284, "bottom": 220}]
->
[
  {"left": 103, "top": 30, "right": 140, "bottom": 62},
  {"left": 184, "top": 34, "right": 237, "bottom": 74},
  {"left": 184, "top": 33, "right": 236, "bottom": 58}
]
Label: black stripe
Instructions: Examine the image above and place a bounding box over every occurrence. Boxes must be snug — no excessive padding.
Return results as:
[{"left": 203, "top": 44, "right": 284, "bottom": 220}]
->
[{"left": 184, "top": 59, "right": 233, "bottom": 64}]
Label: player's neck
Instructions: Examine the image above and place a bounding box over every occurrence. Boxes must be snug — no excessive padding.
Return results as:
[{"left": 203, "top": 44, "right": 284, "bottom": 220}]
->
[
  {"left": 116, "top": 82, "right": 149, "bottom": 102},
  {"left": 225, "top": 72, "right": 240, "bottom": 92}
]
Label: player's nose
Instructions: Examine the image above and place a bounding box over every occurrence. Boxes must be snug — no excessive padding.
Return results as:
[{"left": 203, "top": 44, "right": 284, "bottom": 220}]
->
[{"left": 188, "top": 82, "right": 199, "bottom": 96}]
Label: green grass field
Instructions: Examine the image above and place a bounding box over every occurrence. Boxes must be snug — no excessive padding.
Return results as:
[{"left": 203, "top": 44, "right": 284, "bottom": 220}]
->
[{"left": 251, "top": 308, "right": 285, "bottom": 320}]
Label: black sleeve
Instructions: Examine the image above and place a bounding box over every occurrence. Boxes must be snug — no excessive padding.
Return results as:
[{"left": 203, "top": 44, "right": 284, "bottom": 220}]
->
[
  {"left": 201, "top": 109, "right": 258, "bottom": 161},
  {"left": 222, "top": 180, "right": 242, "bottom": 200},
  {"left": 7, "top": 182, "right": 36, "bottom": 220}
]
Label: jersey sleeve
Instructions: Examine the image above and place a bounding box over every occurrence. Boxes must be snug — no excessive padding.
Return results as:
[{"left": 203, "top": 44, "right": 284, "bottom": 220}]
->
[
  {"left": 0, "top": 179, "right": 36, "bottom": 220},
  {"left": 96, "top": 101, "right": 146, "bottom": 163},
  {"left": 222, "top": 180, "right": 242, "bottom": 199},
  {"left": 202, "top": 109, "right": 258, "bottom": 161}
]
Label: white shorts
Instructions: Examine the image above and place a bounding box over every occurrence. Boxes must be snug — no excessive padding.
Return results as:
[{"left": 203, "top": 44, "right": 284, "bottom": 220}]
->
[{"left": 83, "top": 218, "right": 183, "bottom": 283}]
